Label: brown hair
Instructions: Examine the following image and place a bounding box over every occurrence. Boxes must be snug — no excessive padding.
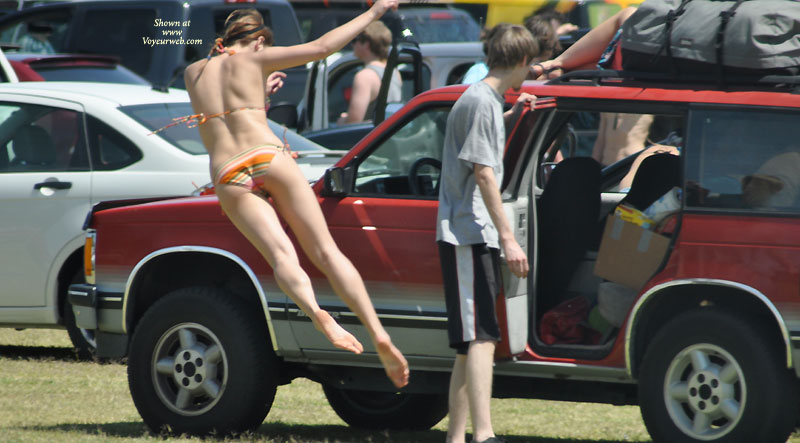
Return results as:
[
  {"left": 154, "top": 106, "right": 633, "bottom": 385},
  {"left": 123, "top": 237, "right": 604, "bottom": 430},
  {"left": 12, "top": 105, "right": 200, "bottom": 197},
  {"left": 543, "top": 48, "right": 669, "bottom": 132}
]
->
[
  {"left": 523, "top": 16, "right": 560, "bottom": 62},
  {"left": 485, "top": 23, "right": 539, "bottom": 70},
  {"left": 209, "top": 9, "right": 273, "bottom": 57},
  {"left": 356, "top": 21, "right": 392, "bottom": 60}
]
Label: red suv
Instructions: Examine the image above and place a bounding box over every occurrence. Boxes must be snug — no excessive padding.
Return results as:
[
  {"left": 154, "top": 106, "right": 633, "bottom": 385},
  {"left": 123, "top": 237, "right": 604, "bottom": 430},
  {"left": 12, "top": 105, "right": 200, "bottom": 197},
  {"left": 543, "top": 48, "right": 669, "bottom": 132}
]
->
[{"left": 70, "top": 70, "right": 800, "bottom": 442}]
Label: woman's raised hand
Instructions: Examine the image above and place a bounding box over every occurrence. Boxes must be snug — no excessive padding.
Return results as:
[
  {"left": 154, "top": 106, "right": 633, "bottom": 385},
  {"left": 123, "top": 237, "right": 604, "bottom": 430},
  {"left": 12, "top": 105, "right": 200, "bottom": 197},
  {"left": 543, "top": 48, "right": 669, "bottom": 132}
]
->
[{"left": 372, "top": 0, "right": 399, "bottom": 17}]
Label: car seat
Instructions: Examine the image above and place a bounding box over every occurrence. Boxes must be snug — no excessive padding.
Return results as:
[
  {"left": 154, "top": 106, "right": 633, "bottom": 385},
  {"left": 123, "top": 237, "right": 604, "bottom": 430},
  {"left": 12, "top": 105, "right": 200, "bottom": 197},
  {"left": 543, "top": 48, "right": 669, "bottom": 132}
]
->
[
  {"left": 11, "top": 125, "right": 57, "bottom": 169},
  {"left": 536, "top": 156, "right": 601, "bottom": 316},
  {"left": 620, "top": 152, "right": 681, "bottom": 211}
]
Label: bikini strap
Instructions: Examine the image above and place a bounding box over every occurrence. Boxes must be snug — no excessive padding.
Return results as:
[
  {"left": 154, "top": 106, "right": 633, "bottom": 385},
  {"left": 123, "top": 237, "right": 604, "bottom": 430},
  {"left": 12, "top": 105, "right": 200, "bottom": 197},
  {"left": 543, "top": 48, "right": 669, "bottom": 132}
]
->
[
  {"left": 147, "top": 106, "right": 267, "bottom": 135},
  {"left": 207, "top": 37, "right": 237, "bottom": 60}
]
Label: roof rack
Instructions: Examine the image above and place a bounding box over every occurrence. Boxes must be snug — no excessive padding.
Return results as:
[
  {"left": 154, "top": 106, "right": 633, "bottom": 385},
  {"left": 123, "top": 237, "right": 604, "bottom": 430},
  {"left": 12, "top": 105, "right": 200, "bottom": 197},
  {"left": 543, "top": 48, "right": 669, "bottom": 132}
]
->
[{"left": 546, "top": 69, "right": 800, "bottom": 92}]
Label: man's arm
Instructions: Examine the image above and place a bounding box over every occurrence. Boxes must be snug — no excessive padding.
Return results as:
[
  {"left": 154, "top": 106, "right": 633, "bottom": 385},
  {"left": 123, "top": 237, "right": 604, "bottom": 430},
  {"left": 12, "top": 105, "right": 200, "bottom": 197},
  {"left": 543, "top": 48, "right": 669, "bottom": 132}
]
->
[{"left": 474, "top": 163, "right": 529, "bottom": 278}]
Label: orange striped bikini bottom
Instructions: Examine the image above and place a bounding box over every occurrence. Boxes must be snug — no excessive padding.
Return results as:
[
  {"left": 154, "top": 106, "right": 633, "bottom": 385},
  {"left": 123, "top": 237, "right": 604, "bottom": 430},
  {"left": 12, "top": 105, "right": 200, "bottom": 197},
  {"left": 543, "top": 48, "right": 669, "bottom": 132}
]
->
[{"left": 213, "top": 144, "right": 285, "bottom": 192}]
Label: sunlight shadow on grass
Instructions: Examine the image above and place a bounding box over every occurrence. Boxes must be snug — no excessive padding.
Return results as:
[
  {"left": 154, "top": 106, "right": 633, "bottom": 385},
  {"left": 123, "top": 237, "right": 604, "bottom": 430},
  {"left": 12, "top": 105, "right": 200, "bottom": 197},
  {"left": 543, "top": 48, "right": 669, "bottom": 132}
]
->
[
  {"left": 255, "top": 422, "right": 649, "bottom": 443},
  {"left": 0, "top": 345, "right": 79, "bottom": 361},
  {"left": 20, "top": 421, "right": 651, "bottom": 442},
  {"left": 17, "top": 422, "right": 149, "bottom": 439}
]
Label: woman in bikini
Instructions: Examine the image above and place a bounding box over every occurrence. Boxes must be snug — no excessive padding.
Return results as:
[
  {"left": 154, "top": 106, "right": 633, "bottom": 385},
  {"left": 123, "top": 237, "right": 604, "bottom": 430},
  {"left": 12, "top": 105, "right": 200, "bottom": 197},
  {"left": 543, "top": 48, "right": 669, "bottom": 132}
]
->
[{"left": 183, "top": 0, "right": 408, "bottom": 389}]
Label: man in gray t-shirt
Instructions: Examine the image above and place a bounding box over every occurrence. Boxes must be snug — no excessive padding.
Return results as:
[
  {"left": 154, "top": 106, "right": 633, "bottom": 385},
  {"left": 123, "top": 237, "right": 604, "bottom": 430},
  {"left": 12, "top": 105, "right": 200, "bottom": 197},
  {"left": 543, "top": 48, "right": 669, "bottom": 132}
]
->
[{"left": 435, "top": 23, "right": 536, "bottom": 443}]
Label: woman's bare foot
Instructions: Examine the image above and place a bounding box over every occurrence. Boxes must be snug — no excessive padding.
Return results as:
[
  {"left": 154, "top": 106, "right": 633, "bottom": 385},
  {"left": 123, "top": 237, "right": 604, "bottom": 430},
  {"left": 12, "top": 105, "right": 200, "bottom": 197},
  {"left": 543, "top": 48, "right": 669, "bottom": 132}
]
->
[
  {"left": 313, "top": 310, "right": 364, "bottom": 354},
  {"left": 375, "top": 337, "right": 409, "bottom": 388}
]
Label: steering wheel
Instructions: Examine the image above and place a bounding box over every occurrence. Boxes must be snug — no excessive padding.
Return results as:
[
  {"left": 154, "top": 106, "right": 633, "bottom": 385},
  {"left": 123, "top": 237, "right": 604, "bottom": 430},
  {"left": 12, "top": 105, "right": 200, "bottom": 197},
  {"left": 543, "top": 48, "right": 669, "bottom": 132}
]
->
[{"left": 408, "top": 157, "right": 442, "bottom": 196}]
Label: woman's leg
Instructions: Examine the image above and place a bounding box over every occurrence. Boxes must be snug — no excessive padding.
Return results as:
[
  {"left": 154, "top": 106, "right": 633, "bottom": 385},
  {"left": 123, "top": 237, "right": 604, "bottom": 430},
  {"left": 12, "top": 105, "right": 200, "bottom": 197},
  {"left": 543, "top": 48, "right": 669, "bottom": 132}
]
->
[
  {"left": 215, "top": 183, "right": 363, "bottom": 354},
  {"left": 261, "top": 152, "right": 409, "bottom": 388}
]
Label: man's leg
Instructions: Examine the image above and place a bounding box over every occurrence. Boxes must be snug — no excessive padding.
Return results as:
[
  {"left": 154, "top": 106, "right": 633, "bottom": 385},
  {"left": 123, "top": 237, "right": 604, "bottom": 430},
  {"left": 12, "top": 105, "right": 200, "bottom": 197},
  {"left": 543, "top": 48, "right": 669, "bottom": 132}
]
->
[
  {"left": 446, "top": 354, "right": 469, "bottom": 443},
  {"left": 466, "top": 339, "right": 496, "bottom": 442}
]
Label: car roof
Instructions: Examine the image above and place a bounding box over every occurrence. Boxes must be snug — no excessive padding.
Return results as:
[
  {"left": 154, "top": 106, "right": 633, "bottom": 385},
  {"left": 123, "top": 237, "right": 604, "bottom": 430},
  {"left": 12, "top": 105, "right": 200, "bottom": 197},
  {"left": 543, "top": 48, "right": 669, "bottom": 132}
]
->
[
  {"left": 0, "top": 81, "right": 189, "bottom": 106},
  {"left": 412, "top": 73, "right": 800, "bottom": 110}
]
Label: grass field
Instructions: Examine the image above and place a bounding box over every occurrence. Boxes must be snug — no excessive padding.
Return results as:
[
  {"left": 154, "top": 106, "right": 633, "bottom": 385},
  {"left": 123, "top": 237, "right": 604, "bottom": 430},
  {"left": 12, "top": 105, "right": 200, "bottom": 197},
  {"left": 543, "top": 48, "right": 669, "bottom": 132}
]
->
[{"left": 1, "top": 329, "right": 798, "bottom": 443}]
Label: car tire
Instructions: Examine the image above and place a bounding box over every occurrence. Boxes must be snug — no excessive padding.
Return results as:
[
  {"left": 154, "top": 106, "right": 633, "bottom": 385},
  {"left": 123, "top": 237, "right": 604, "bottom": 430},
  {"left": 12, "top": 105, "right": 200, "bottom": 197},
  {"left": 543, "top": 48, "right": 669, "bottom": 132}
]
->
[
  {"left": 638, "top": 307, "right": 797, "bottom": 443},
  {"left": 63, "top": 269, "right": 96, "bottom": 360},
  {"left": 127, "top": 287, "right": 277, "bottom": 436},
  {"left": 322, "top": 385, "right": 447, "bottom": 430}
]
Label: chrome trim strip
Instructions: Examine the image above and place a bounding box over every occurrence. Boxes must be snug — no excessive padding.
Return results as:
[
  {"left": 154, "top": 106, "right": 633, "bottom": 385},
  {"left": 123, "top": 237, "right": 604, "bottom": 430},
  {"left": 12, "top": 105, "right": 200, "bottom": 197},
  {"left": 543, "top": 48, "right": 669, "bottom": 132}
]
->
[
  {"left": 285, "top": 306, "right": 447, "bottom": 322},
  {"left": 123, "top": 246, "right": 279, "bottom": 351},
  {"left": 99, "top": 296, "right": 122, "bottom": 303},
  {"left": 494, "top": 360, "right": 633, "bottom": 383},
  {"left": 339, "top": 311, "right": 448, "bottom": 322},
  {"left": 624, "top": 278, "right": 792, "bottom": 377}
]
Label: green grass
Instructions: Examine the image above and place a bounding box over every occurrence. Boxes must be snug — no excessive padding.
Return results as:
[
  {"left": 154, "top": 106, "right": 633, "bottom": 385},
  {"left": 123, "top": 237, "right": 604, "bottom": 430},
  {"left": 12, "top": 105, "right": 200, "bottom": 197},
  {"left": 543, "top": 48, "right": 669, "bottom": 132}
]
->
[{"left": 1, "top": 329, "right": 799, "bottom": 442}]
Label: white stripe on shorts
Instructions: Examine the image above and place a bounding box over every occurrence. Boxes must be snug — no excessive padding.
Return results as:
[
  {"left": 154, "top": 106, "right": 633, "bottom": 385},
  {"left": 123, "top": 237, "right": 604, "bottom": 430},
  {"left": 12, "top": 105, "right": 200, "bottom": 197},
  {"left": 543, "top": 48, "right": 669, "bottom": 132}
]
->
[{"left": 455, "top": 245, "right": 476, "bottom": 343}]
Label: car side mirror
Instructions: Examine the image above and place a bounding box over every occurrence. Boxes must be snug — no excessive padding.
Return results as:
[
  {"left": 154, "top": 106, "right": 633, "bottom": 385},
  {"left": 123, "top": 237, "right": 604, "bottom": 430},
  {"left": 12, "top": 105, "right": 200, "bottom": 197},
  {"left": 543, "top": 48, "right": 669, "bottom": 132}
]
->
[
  {"left": 322, "top": 166, "right": 353, "bottom": 197},
  {"left": 267, "top": 102, "right": 298, "bottom": 128}
]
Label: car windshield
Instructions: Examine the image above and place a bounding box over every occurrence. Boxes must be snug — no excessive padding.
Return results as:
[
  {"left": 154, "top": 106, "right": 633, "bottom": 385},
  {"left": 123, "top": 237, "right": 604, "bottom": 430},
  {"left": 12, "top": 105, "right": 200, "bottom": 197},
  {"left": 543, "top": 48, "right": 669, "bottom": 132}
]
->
[
  {"left": 400, "top": 11, "right": 480, "bottom": 43},
  {"left": 34, "top": 65, "right": 149, "bottom": 84},
  {"left": 120, "top": 102, "right": 328, "bottom": 155}
]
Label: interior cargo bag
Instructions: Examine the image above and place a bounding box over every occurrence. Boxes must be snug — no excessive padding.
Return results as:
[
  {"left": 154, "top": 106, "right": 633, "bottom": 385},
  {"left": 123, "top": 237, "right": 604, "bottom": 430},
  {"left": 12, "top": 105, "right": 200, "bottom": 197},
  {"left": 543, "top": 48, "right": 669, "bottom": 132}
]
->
[
  {"left": 620, "top": 0, "right": 800, "bottom": 81},
  {"left": 594, "top": 215, "right": 671, "bottom": 290}
]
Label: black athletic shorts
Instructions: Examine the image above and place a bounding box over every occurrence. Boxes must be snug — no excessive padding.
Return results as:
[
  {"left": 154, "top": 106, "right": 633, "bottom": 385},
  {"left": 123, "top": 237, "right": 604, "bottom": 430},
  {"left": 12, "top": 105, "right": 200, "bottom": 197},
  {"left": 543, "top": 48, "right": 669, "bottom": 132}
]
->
[{"left": 438, "top": 241, "right": 502, "bottom": 355}]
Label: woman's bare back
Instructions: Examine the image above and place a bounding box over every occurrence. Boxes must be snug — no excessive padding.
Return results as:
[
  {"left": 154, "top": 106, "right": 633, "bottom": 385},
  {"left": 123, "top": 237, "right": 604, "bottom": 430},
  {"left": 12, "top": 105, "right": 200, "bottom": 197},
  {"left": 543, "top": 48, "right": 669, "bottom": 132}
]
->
[{"left": 184, "top": 52, "right": 283, "bottom": 173}]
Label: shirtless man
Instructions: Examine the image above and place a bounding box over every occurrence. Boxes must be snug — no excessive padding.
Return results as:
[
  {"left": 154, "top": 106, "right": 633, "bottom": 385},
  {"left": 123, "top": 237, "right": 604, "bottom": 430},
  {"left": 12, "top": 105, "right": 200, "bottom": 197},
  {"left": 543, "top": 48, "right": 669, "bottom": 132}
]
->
[{"left": 182, "top": 0, "right": 408, "bottom": 388}]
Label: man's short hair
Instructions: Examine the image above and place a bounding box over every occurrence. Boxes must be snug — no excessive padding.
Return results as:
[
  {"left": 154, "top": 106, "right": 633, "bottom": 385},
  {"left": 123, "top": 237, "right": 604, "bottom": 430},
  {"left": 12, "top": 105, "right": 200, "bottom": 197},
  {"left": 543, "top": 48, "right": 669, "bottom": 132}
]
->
[
  {"left": 356, "top": 21, "right": 392, "bottom": 60},
  {"left": 485, "top": 23, "right": 539, "bottom": 70},
  {"left": 523, "top": 16, "right": 560, "bottom": 62}
]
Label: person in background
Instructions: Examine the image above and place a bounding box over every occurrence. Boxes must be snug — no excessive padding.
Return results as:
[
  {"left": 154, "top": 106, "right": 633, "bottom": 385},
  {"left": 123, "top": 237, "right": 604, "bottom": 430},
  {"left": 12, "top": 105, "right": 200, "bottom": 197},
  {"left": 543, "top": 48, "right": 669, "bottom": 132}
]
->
[
  {"left": 462, "top": 16, "right": 559, "bottom": 84},
  {"left": 337, "top": 20, "right": 402, "bottom": 124},
  {"left": 438, "top": 23, "right": 536, "bottom": 443},
  {"left": 19, "top": 22, "right": 55, "bottom": 54},
  {"left": 530, "top": 6, "right": 578, "bottom": 37},
  {"left": 531, "top": 7, "right": 636, "bottom": 78}
]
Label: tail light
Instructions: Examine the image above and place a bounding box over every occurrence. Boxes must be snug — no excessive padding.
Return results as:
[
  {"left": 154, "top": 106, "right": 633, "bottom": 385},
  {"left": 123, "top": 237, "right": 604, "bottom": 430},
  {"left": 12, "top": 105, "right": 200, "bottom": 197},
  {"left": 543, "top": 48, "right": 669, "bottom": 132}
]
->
[{"left": 84, "top": 230, "right": 96, "bottom": 284}]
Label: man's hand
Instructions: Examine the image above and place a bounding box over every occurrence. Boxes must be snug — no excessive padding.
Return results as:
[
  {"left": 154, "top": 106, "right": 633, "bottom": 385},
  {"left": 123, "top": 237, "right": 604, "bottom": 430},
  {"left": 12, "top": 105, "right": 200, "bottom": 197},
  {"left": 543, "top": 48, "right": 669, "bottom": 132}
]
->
[
  {"left": 513, "top": 92, "right": 537, "bottom": 113},
  {"left": 265, "top": 71, "right": 286, "bottom": 97},
  {"left": 502, "top": 237, "right": 529, "bottom": 278}
]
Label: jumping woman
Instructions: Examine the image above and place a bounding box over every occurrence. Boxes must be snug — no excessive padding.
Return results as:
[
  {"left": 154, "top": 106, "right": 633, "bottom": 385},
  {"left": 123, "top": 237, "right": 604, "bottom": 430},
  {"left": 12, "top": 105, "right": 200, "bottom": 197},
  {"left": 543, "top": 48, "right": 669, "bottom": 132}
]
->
[{"left": 182, "top": 0, "right": 408, "bottom": 388}]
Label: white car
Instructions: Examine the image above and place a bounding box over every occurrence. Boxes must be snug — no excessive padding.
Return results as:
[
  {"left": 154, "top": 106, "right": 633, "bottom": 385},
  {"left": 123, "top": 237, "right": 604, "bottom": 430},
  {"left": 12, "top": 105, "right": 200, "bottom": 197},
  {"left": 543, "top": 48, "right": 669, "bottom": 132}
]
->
[
  {"left": 0, "top": 82, "right": 331, "bottom": 357},
  {"left": 0, "top": 82, "right": 210, "bottom": 356}
]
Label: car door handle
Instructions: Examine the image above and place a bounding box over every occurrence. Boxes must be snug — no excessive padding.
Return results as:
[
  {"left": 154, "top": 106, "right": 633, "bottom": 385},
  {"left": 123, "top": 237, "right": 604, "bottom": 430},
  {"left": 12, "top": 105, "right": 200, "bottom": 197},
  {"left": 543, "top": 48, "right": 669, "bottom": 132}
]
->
[{"left": 34, "top": 181, "right": 72, "bottom": 190}]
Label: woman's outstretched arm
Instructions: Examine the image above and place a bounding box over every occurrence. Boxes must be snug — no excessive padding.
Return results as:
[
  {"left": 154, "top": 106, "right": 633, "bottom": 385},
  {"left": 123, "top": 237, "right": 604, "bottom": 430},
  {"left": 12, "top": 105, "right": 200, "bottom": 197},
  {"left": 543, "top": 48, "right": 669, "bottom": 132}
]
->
[{"left": 254, "top": 0, "right": 398, "bottom": 71}]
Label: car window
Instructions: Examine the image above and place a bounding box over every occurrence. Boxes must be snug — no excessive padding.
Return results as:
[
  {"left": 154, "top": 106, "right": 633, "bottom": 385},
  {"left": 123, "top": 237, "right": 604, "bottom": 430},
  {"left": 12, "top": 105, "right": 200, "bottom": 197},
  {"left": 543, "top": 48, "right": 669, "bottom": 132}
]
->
[
  {"left": 119, "top": 103, "right": 206, "bottom": 155},
  {"left": 33, "top": 65, "right": 149, "bottom": 84},
  {"left": 327, "top": 61, "right": 428, "bottom": 126},
  {"left": 76, "top": 9, "right": 156, "bottom": 78},
  {"left": 86, "top": 115, "right": 142, "bottom": 170},
  {"left": 0, "top": 9, "right": 71, "bottom": 53},
  {"left": 400, "top": 10, "right": 481, "bottom": 43},
  {"left": 0, "top": 102, "right": 87, "bottom": 172},
  {"left": 538, "top": 109, "right": 684, "bottom": 193},
  {"left": 685, "top": 108, "right": 800, "bottom": 212},
  {"left": 353, "top": 106, "right": 449, "bottom": 197}
]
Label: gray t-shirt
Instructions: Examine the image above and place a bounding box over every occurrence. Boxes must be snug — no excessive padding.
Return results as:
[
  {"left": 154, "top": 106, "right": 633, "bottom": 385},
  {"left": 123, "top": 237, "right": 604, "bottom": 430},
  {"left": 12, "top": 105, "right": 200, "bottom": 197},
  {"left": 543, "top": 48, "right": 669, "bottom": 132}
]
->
[
  {"left": 436, "top": 80, "right": 505, "bottom": 248},
  {"left": 364, "top": 64, "right": 403, "bottom": 120}
]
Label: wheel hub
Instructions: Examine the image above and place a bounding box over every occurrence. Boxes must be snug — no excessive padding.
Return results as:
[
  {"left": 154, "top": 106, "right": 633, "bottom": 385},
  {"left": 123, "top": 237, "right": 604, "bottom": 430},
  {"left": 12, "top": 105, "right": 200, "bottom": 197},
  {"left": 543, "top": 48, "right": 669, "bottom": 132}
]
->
[
  {"left": 173, "top": 349, "right": 208, "bottom": 390},
  {"left": 686, "top": 369, "right": 731, "bottom": 415},
  {"left": 664, "top": 343, "right": 745, "bottom": 440},
  {"left": 151, "top": 322, "right": 228, "bottom": 416}
]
